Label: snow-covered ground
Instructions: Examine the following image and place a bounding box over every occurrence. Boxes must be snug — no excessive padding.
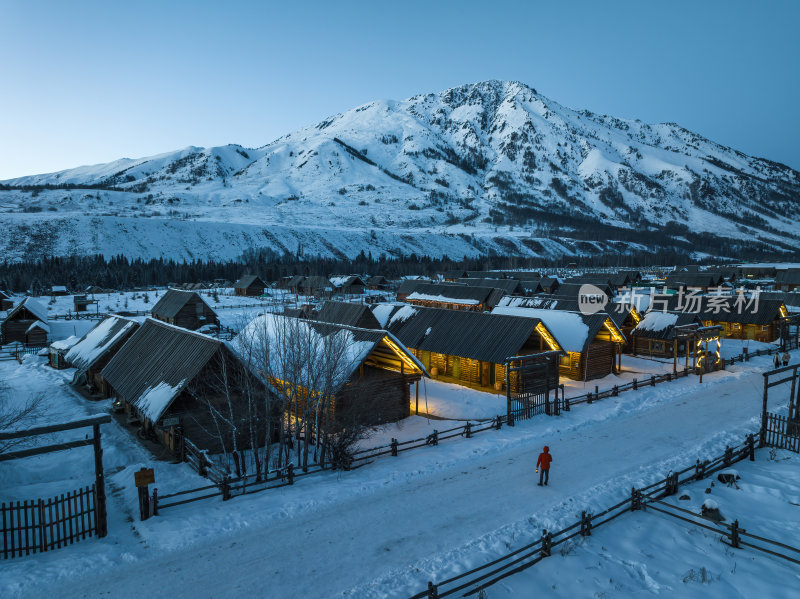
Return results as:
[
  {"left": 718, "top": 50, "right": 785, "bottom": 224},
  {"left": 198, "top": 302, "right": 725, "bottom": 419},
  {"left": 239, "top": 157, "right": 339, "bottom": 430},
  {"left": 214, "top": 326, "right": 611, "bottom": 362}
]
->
[{"left": 1, "top": 347, "right": 797, "bottom": 598}]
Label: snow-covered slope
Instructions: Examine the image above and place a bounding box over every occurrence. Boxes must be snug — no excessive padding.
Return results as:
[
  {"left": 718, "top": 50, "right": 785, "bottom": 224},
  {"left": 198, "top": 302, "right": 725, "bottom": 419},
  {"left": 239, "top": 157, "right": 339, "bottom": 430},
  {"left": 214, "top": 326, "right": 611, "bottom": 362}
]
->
[{"left": 2, "top": 80, "right": 799, "bottom": 262}]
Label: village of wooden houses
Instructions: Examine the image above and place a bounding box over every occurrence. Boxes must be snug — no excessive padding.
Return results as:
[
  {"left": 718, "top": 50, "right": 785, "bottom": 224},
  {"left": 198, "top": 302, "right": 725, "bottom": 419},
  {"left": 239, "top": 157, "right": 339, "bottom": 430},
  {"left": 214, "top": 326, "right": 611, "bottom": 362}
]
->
[{"left": 3, "top": 258, "right": 800, "bottom": 595}]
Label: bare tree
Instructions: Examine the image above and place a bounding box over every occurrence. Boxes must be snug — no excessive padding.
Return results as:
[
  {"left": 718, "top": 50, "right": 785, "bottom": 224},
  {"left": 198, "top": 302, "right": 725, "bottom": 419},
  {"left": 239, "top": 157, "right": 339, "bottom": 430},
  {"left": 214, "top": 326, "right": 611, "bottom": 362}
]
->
[{"left": 0, "top": 382, "right": 46, "bottom": 455}]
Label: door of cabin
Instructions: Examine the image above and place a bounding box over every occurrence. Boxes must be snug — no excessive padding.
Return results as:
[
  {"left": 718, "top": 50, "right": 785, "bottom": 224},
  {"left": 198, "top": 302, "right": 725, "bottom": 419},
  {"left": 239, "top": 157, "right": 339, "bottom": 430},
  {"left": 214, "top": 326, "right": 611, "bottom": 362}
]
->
[
  {"left": 452, "top": 356, "right": 461, "bottom": 379},
  {"left": 481, "top": 361, "right": 491, "bottom": 387}
]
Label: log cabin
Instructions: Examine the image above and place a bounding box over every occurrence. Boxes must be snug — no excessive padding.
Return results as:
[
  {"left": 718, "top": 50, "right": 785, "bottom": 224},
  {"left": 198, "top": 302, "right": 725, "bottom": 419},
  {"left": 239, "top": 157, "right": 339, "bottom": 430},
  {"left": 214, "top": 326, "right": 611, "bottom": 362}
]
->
[
  {"left": 396, "top": 279, "right": 432, "bottom": 302},
  {"left": 151, "top": 288, "right": 219, "bottom": 331},
  {"left": 0, "top": 290, "right": 13, "bottom": 311},
  {"left": 66, "top": 315, "right": 141, "bottom": 397},
  {"left": 629, "top": 311, "right": 702, "bottom": 358},
  {"left": 233, "top": 275, "right": 267, "bottom": 297},
  {"left": 457, "top": 278, "right": 526, "bottom": 296},
  {"left": 774, "top": 268, "right": 800, "bottom": 292},
  {"left": 553, "top": 282, "right": 613, "bottom": 300},
  {"left": 491, "top": 303, "right": 626, "bottom": 380},
  {"left": 235, "top": 314, "right": 425, "bottom": 427},
  {"left": 375, "top": 304, "right": 563, "bottom": 391},
  {"left": 443, "top": 270, "right": 468, "bottom": 282},
  {"left": 1, "top": 297, "right": 50, "bottom": 345},
  {"left": 664, "top": 271, "right": 724, "bottom": 292},
  {"left": 366, "top": 275, "right": 389, "bottom": 290},
  {"left": 329, "top": 275, "right": 366, "bottom": 296},
  {"left": 404, "top": 283, "right": 505, "bottom": 312},
  {"left": 48, "top": 336, "right": 80, "bottom": 369},
  {"left": 102, "top": 318, "right": 268, "bottom": 454},
  {"left": 302, "top": 276, "right": 333, "bottom": 296}
]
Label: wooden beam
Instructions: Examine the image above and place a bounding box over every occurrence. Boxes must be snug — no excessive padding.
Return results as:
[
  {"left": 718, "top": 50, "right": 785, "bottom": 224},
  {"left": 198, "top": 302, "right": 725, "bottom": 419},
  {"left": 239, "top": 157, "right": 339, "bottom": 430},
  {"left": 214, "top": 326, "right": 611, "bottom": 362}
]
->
[
  {"left": 0, "top": 438, "right": 93, "bottom": 461},
  {"left": 0, "top": 414, "right": 111, "bottom": 441}
]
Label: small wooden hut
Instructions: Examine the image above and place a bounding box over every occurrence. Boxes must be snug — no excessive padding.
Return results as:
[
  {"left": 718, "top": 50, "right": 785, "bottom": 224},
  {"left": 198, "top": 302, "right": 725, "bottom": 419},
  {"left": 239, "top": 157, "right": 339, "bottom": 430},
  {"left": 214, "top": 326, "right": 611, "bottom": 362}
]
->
[
  {"left": 1, "top": 298, "right": 49, "bottom": 345},
  {"left": 151, "top": 288, "right": 219, "bottom": 331},
  {"left": 233, "top": 275, "right": 267, "bottom": 297}
]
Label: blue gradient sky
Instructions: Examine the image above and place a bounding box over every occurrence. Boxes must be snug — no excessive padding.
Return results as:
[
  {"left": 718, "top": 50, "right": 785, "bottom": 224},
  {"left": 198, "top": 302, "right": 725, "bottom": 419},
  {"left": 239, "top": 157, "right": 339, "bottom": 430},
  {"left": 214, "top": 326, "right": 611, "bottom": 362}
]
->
[{"left": 1, "top": 0, "right": 798, "bottom": 179}]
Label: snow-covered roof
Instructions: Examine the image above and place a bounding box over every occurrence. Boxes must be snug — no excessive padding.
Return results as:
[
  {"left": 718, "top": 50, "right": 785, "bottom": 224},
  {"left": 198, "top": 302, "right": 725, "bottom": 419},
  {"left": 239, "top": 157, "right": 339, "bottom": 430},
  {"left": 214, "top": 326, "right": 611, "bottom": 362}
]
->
[
  {"left": 66, "top": 315, "right": 140, "bottom": 371},
  {"left": 48, "top": 320, "right": 99, "bottom": 342},
  {"left": 50, "top": 335, "right": 80, "bottom": 351},
  {"left": 26, "top": 320, "right": 50, "bottom": 334},
  {"left": 6, "top": 297, "right": 49, "bottom": 323},
  {"left": 491, "top": 306, "right": 593, "bottom": 353}
]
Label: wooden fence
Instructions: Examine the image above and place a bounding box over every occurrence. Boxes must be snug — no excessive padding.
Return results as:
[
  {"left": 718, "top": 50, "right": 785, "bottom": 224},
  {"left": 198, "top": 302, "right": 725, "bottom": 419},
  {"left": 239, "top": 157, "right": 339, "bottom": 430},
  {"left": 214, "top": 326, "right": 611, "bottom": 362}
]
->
[
  {"left": 762, "top": 412, "right": 800, "bottom": 452},
  {"left": 410, "top": 428, "right": 800, "bottom": 598},
  {"left": 1, "top": 485, "right": 98, "bottom": 559}
]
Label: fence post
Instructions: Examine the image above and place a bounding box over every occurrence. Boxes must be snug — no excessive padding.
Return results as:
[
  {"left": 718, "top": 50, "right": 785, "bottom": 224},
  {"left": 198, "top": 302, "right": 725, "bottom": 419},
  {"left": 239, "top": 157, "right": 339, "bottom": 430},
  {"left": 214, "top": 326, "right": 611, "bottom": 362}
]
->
[
  {"left": 562, "top": 386, "right": 569, "bottom": 412},
  {"left": 508, "top": 411, "right": 515, "bottom": 426},
  {"left": 730, "top": 519, "right": 740, "bottom": 548},
  {"left": 580, "top": 511, "right": 592, "bottom": 536},
  {"left": 631, "top": 487, "right": 641, "bottom": 511},
  {"left": 431, "top": 430, "right": 438, "bottom": 446},
  {"left": 496, "top": 415, "right": 502, "bottom": 430},
  {"left": 465, "top": 422, "right": 472, "bottom": 438},
  {"left": 747, "top": 434, "right": 755, "bottom": 461},
  {"left": 587, "top": 392, "right": 593, "bottom": 404},
  {"left": 287, "top": 464, "right": 294, "bottom": 485},
  {"left": 391, "top": 438, "right": 398, "bottom": 456},
  {"left": 724, "top": 445, "right": 733, "bottom": 466},
  {"left": 651, "top": 375, "right": 656, "bottom": 387},
  {"left": 221, "top": 476, "right": 231, "bottom": 500},
  {"left": 92, "top": 423, "right": 108, "bottom": 538},
  {"left": 633, "top": 378, "right": 638, "bottom": 390},
  {"left": 612, "top": 385, "right": 619, "bottom": 397},
  {"left": 37, "top": 499, "right": 45, "bottom": 553},
  {"left": 427, "top": 581, "right": 438, "bottom": 598},
  {"left": 541, "top": 529, "right": 552, "bottom": 557},
  {"left": 151, "top": 487, "right": 158, "bottom": 516}
]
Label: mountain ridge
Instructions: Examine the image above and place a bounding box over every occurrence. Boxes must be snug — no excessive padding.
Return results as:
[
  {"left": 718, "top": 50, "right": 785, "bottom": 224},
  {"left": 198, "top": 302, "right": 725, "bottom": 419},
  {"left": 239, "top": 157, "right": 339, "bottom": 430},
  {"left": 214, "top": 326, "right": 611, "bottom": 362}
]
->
[{"left": 1, "top": 80, "right": 798, "bottom": 262}]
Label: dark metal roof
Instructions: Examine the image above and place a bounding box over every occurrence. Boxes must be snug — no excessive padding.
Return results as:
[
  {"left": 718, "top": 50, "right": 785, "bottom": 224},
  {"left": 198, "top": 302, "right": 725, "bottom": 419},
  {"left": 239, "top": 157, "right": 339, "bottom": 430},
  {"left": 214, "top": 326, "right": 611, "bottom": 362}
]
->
[
  {"left": 286, "top": 275, "right": 306, "bottom": 288},
  {"left": 443, "top": 270, "right": 468, "bottom": 279},
  {"left": 316, "top": 301, "right": 381, "bottom": 329},
  {"left": 552, "top": 282, "right": 613, "bottom": 300},
  {"left": 457, "top": 278, "right": 524, "bottom": 295},
  {"left": 397, "top": 279, "right": 432, "bottom": 295},
  {"left": 662, "top": 296, "right": 787, "bottom": 325},
  {"left": 406, "top": 283, "right": 505, "bottom": 308},
  {"left": 233, "top": 275, "right": 267, "bottom": 289},
  {"left": 774, "top": 268, "right": 800, "bottom": 285},
  {"left": 664, "top": 272, "right": 720, "bottom": 288},
  {"left": 366, "top": 275, "right": 388, "bottom": 286},
  {"left": 381, "top": 305, "right": 555, "bottom": 363},
  {"left": 101, "top": 318, "right": 223, "bottom": 421},
  {"left": 151, "top": 288, "right": 210, "bottom": 319},
  {"left": 65, "top": 315, "right": 140, "bottom": 371},
  {"left": 497, "top": 295, "right": 580, "bottom": 311}
]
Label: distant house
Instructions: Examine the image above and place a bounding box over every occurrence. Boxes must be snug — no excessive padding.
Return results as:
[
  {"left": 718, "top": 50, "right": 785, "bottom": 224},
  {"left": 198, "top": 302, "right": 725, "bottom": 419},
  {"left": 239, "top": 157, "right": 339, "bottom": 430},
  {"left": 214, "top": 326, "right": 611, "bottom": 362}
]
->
[
  {"left": 73, "top": 294, "right": 98, "bottom": 313},
  {"left": 457, "top": 278, "right": 525, "bottom": 296},
  {"left": 664, "top": 272, "right": 723, "bottom": 292},
  {"left": 302, "top": 276, "right": 332, "bottom": 296},
  {"left": 233, "top": 275, "right": 267, "bottom": 297},
  {"left": 396, "top": 279, "right": 432, "bottom": 302},
  {"left": 286, "top": 275, "right": 306, "bottom": 294},
  {"left": 329, "top": 275, "right": 366, "bottom": 295},
  {"left": 236, "top": 315, "right": 425, "bottom": 426},
  {"left": 554, "top": 282, "right": 613, "bottom": 300},
  {"left": 316, "top": 301, "right": 381, "bottom": 329},
  {"left": 366, "top": 275, "right": 389, "bottom": 290},
  {"left": 66, "top": 315, "right": 141, "bottom": 397},
  {"left": 774, "top": 268, "right": 800, "bottom": 292},
  {"left": 1, "top": 297, "right": 50, "bottom": 345},
  {"left": 491, "top": 304, "right": 626, "bottom": 380},
  {"left": 151, "top": 288, "right": 219, "bottom": 331},
  {"left": 0, "top": 290, "right": 13, "bottom": 311},
  {"left": 404, "top": 283, "right": 505, "bottom": 312},
  {"left": 442, "top": 270, "right": 468, "bottom": 282},
  {"left": 103, "top": 318, "right": 265, "bottom": 454},
  {"left": 375, "top": 304, "right": 562, "bottom": 391},
  {"left": 50, "top": 285, "right": 68, "bottom": 296},
  {"left": 630, "top": 311, "right": 703, "bottom": 358}
]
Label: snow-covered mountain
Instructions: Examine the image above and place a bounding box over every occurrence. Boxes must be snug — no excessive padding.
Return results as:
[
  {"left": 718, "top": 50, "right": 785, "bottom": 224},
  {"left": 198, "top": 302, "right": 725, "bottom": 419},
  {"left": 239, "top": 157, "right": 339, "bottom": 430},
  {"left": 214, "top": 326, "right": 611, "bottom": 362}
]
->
[{"left": 2, "top": 80, "right": 798, "bottom": 262}]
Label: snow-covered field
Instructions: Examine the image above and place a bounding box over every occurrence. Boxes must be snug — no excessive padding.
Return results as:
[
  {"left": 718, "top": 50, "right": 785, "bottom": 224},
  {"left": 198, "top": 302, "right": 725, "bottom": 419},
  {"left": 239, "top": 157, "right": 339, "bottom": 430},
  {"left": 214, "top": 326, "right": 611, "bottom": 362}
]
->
[{"left": 1, "top": 346, "right": 797, "bottom": 598}]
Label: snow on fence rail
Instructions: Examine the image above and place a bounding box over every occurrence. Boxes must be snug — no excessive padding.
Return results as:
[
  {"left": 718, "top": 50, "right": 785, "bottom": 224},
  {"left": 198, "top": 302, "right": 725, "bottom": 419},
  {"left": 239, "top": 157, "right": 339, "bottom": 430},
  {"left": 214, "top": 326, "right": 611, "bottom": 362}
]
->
[{"left": 410, "top": 427, "right": 800, "bottom": 598}]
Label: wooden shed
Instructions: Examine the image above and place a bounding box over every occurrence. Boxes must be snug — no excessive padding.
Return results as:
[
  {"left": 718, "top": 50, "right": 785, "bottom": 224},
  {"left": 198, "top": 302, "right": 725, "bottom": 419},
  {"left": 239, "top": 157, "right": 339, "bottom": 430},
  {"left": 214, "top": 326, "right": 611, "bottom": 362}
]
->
[
  {"left": 366, "top": 275, "right": 389, "bottom": 290},
  {"left": 151, "top": 288, "right": 219, "bottom": 331},
  {"left": 774, "top": 268, "right": 800, "bottom": 292},
  {"left": 630, "top": 311, "right": 702, "bottom": 358},
  {"left": 330, "top": 275, "right": 366, "bottom": 295},
  {"left": 233, "top": 275, "right": 267, "bottom": 297},
  {"left": 66, "top": 315, "right": 141, "bottom": 397},
  {"left": 1, "top": 297, "right": 50, "bottom": 345},
  {"left": 48, "top": 335, "right": 80, "bottom": 369},
  {"left": 376, "top": 305, "right": 562, "bottom": 391}
]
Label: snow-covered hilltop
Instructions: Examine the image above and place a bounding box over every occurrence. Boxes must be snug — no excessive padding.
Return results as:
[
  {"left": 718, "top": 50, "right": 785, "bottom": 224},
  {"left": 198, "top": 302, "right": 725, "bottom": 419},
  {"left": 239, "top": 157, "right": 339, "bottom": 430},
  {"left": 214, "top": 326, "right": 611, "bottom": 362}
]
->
[{"left": 2, "top": 80, "right": 799, "bottom": 262}]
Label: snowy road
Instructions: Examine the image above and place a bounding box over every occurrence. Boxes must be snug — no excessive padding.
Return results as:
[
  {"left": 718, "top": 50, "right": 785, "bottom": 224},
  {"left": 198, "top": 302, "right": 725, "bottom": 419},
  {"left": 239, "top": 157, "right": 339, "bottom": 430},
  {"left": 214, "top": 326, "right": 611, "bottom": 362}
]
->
[{"left": 3, "top": 354, "right": 791, "bottom": 599}]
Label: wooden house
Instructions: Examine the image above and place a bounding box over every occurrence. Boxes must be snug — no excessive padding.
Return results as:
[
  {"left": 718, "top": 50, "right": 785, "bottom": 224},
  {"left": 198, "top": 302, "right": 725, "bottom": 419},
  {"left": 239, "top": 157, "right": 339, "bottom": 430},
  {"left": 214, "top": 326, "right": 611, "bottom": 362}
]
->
[
  {"left": 366, "top": 275, "right": 389, "bottom": 290},
  {"left": 0, "top": 290, "right": 13, "bottom": 311},
  {"left": 50, "top": 285, "right": 68, "bottom": 296},
  {"left": 443, "top": 270, "right": 468, "bottom": 282},
  {"left": 664, "top": 272, "right": 722, "bottom": 292},
  {"left": 554, "top": 282, "right": 613, "bottom": 300},
  {"left": 286, "top": 275, "right": 306, "bottom": 294},
  {"left": 48, "top": 336, "right": 80, "bottom": 369},
  {"left": 73, "top": 294, "right": 98, "bottom": 312},
  {"left": 538, "top": 276, "right": 560, "bottom": 295},
  {"left": 1, "top": 297, "right": 49, "bottom": 345},
  {"left": 66, "top": 315, "right": 140, "bottom": 397},
  {"left": 396, "top": 279, "right": 431, "bottom": 302},
  {"left": 630, "top": 311, "right": 702, "bottom": 358},
  {"left": 405, "top": 283, "right": 505, "bottom": 312},
  {"left": 698, "top": 297, "right": 787, "bottom": 342},
  {"left": 774, "top": 268, "right": 800, "bottom": 292},
  {"left": 457, "top": 278, "right": 525, "bottom": 296},
  {"left": 236, "top": 314, "right": 425, "bottom": 426},
  {"left": 233, "top": 275, "right": 267, "bottom": 297},
  {"left": 102, "top": 318, "right": 267, "bottom": 454},
  {"left": 330, "top": 275, "right": 366, "bottom": 295},
  {"left": 151, "top": 288, "right": 219, "bottom": 331},
  {"left": 376, "top": 305, "right": 562, "bottom": 391},
  {"left": 302, "top": 276, "right": 332, "bottom": 296},
  {"left": 491, "top": 304, "right": 626, "bottom": 380},
  {"left": 316, "top": 301, "right": 381, "bottom": 329},
  {"left": 517, "top": 279, "right": 545, "bottom": 295}
]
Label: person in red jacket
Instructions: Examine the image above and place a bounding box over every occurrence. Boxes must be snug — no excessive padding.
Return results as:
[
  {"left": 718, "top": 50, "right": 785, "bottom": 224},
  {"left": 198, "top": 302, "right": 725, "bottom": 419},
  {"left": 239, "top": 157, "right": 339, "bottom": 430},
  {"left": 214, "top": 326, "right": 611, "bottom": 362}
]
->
[{"left": 536, "top": 446, "right": 553, "bottom": 486}]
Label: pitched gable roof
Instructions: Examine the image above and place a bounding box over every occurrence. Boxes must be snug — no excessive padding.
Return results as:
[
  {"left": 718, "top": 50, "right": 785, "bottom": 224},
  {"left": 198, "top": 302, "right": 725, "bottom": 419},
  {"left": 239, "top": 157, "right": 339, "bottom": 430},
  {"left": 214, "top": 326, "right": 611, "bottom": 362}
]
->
[
  {"left": 4, "top": 297, "right": 49, "bottom": 323},
  {"left": 317, "top": 301, "right": 381, "bottom": 329},
  {"left": 233, "top": 275, "right": 267, "bottom": 289},
  {"left": 66, "top": 315, "right": 140, "bottom": 372},
  {"left": 151, "top": 288, "right": 214, "bottom": 319}
]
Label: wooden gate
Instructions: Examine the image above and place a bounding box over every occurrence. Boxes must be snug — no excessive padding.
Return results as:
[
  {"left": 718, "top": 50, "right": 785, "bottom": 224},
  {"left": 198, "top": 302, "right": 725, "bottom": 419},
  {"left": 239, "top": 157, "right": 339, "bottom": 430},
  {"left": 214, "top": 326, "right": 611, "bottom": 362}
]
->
[
  {"left": 763, "top": 412, "right": 800, "bottom": 453},
  {"left": 506, "top": 352, "right": 561, "bottom": 423},
  {"left": 1, "top": 485, "right": 98, "bottom": 559}
]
